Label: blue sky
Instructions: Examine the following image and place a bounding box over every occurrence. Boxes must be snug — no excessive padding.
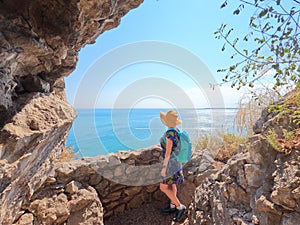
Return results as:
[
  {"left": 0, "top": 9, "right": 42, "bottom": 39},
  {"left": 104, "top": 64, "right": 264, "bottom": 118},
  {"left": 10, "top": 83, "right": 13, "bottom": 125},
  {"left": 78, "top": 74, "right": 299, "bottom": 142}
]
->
[{"left": 65, "top": 0, "right": 259, "bottom": 109}]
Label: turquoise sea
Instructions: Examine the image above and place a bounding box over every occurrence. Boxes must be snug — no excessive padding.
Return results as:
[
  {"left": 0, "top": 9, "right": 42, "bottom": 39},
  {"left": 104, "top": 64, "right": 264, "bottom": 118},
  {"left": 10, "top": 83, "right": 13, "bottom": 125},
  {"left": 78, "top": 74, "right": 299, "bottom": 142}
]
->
[{"left": 66, "top": 108, "right": 239, "bottom": 157}]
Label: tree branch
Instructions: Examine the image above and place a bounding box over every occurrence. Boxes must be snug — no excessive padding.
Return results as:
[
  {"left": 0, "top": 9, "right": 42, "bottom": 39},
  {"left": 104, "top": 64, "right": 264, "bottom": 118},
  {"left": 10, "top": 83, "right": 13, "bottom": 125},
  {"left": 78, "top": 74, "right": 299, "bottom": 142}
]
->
[
  {"left": 240, "top": 0, "right": 292, "bottom": 16},
  {"left": 293, "top": 0, "right": 300, "bottom": 4},
  {"left": 279, "top": 4, "right": 300, "bottom": 29},
  {"left": 218, "top": 29, "right": 262, "bottom": 64}
]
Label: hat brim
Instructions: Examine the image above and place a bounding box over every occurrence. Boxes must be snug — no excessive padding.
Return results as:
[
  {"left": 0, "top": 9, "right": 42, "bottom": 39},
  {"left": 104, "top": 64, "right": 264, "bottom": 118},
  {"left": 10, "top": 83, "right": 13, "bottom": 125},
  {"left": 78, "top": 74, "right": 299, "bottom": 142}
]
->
[{"left": 160, "top": 111, "right": 182, "bottom": 127}]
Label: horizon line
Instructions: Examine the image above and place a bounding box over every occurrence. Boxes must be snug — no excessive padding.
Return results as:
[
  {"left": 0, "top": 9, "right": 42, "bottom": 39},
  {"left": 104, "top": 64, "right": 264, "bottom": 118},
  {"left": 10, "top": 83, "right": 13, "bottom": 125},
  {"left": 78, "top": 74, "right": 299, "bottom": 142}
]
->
[{"left": 73, "top": 107, "right": 239, "bottom": 110}]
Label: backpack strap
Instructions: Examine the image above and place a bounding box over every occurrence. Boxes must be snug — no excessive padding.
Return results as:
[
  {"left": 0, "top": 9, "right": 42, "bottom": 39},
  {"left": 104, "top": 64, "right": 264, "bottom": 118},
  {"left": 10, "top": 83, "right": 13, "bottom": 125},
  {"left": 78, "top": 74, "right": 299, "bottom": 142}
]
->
[
  {"left": 165, "top": 128, "right": 181, "bottom": 152},
  {"left": 166, "top": 127, "right": 180, "bottom": 134}
]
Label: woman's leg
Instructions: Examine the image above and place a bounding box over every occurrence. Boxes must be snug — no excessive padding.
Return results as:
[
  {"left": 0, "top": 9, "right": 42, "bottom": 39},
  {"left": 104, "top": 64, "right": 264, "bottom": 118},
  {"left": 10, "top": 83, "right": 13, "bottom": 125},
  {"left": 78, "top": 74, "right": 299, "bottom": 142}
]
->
[
  {"left": 171, "top": 184, "right": 177, "bottom": 198},
  {"left": 160, "top": 183, "right": 181, "bottom": 207}
]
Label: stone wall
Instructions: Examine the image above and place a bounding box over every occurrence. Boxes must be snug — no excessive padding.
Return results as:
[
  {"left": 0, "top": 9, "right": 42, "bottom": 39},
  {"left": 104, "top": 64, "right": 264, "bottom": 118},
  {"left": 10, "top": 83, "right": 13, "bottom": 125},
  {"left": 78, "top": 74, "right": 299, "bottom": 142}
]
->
[{"left": 13, "top": 146, "right": 217, "bottom": 224}]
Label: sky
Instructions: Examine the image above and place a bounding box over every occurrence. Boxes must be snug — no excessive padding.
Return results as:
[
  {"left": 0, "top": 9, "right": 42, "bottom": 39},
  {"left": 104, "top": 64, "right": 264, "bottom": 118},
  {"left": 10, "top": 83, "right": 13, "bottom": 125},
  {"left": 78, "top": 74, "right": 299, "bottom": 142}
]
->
[{"left": 65, "top": 0, "right": 263, "bottom": 109}]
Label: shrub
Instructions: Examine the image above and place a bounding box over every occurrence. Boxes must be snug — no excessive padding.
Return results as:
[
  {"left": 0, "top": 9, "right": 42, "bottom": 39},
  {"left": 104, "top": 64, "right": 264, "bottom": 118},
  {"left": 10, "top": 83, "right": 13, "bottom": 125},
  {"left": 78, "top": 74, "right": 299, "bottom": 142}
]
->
[
  {"left": 194, "top": 132, "right": 249, "bottom": 163},
  {"left": 265, "top": 128, "right": 300, "bottom": 154},
  {"left": 268, "top": 89, "right": 300, "bottom": 126}
]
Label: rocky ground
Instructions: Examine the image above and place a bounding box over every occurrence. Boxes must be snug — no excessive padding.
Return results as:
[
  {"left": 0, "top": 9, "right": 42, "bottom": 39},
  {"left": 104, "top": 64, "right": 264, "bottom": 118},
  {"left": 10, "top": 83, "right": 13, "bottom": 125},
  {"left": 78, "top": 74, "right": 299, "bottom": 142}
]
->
[{"left": 105, "top": 202, "right": 187, "bottom": 225}]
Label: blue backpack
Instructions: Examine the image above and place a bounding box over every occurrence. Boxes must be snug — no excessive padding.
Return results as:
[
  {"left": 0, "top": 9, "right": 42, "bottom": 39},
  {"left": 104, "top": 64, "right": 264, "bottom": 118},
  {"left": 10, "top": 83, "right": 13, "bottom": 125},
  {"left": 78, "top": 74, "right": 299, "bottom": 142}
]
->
[{"left": 168, "top": 128, "right": 193, "bottom": 163}]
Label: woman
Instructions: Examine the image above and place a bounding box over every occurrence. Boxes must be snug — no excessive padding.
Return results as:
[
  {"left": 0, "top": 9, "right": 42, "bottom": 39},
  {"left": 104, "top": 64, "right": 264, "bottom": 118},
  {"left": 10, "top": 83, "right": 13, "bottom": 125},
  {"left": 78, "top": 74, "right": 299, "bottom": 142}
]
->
[{"left": 159, "top": 110, "right": 186, "bottom": 222}]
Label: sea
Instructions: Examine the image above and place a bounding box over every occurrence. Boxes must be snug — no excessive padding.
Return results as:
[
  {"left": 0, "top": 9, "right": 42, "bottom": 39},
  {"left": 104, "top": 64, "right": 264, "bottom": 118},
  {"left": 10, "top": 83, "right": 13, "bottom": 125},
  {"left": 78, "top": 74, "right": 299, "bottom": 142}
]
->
[{"left": 66, "top": 108, "right": 239, "bottom": 158}]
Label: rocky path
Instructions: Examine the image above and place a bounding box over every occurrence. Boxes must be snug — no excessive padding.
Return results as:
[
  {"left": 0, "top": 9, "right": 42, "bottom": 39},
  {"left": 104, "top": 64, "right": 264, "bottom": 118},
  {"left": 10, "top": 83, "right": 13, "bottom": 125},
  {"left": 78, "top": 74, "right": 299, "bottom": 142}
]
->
[{"left": 104, "top": 202, "right": 188, "bottom": 225}]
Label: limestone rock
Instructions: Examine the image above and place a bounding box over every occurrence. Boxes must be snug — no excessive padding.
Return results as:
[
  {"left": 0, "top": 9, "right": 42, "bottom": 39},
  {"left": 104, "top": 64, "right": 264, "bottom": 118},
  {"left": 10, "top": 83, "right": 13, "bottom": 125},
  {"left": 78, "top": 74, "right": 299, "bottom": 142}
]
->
[
  {"left": 244, "top": 164, "right": 264, "bottom": 188},
  {"left": 12, "top": 213, "right": 34, "bottom": 225},
  {"left": 18, "top": 181, "right": 103, "bottom": 225},
  {"left": 0, "top": 0, "right": 144, "bottom": 224},
  {"left": 187, "top": 89, "right": 300, "bottom": 225}
]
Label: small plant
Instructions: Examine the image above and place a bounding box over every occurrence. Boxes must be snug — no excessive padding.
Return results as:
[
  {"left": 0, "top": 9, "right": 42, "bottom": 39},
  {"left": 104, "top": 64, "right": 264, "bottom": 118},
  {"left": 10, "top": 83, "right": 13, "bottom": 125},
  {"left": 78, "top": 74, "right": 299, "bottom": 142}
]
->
[
  {"left": 265, "top": 128, "right": 300, "bottom": 154},
  {"left": 215, "top": 133, "right": 248, "bottom": 162},
  {"left": 194, "top": 133, "right": 221, "bottom": 152},
  {"left": 194, "top": 132, "right": 248, "bottom": 163},
  {"left": 268, "top": 89, "right": 300, "bottom": 126},
  {"left": 58, "top": 146, "right": 78, "bottom": 162},
  {"left": 293, "top": 111, "right": 300, "bottom": 125}
]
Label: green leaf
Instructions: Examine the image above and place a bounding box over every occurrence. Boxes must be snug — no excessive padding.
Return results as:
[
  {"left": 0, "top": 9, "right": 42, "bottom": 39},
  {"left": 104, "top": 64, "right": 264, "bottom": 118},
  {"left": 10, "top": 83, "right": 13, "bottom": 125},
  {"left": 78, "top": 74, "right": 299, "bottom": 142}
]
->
[
  {"left": 230, "top": 53, "right": 237, "bottom": 59},
  {"left": 229, "top": 65, "right": 236, "bottom": 72},
  {"left": 251, "top": 22, "right": 258, "bottom": 28},
  {"left": 259, "top": 38, "right": 266, "bottom": 44},
  {"left": 259, "top": 9, "right": 268, "bottom": 18},
  {"left": 233, "top": 9, "right": 240, "bottom": 15},
  {"left": 222, "top": 43, "right": 226, "bottom": 51},
  {"left": 272, "top": 64, "right": 279, "bottom": 70},
  {"left": 233, "top": 38, "right": 239, "bottom": 46},
  {"left": 220, "top": 1, "right": 227, "bottom": 8},
  {"left": 291, "top": 63, "right": 296, "bottom": 70},
  {"left": 225, "top": 28, "right": 234, "bottom": 38}
]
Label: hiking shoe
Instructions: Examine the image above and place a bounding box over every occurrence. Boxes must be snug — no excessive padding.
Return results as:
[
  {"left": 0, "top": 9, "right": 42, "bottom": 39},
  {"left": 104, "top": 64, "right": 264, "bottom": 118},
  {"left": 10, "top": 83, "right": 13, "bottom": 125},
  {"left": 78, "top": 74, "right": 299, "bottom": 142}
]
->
[
  {"left": 173, "top": 205, "right": 186, "bottom": 222},
  {"left": 161, "top": 205, "right": 176, "bottom": 214}
]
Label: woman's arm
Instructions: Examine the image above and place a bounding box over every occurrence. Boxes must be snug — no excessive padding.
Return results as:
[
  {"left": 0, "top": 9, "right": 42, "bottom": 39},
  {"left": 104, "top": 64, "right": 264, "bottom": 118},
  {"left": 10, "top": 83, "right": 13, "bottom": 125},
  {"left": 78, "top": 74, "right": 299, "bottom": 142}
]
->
[{"left": 161, "top": 137, "right": 173, "bottom": 177}]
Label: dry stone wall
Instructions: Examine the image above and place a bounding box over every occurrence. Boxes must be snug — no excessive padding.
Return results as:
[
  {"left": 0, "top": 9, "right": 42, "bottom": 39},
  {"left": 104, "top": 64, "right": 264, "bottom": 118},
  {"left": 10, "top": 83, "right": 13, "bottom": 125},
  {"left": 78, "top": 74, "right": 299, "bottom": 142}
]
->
[{"left": 13, "top": 146, "right": 218, "bottom": 224}]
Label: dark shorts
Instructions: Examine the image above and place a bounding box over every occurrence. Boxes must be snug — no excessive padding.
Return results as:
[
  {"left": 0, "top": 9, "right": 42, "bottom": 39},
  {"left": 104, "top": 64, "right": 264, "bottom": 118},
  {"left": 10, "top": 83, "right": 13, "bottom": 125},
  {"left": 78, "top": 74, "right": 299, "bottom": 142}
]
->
[{"left": 161, "top": 169, "right": 184, "bottom": 185}]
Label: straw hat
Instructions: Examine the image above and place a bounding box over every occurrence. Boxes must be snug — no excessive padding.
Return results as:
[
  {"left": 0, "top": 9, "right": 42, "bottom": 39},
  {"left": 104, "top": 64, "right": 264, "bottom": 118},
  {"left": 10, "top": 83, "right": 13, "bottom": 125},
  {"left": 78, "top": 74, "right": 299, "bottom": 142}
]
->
[{"left": 160, "top": 110, "right": 182, "bottom": 128}]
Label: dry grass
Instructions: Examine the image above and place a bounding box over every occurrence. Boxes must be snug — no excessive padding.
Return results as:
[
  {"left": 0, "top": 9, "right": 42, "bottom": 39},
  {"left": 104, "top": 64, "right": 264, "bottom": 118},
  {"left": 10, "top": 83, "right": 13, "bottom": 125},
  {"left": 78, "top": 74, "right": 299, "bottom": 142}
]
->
[
  {"left": 195, "top": 88, "right": 299, "bottom": 161},
  {"left": 194, "top": 88, "right": 281, "bottom": 162},
  {"left": 194, "top": 132, "right": 248, "bottom": 163},
  {"left": 214, "top": 133, "right": 248, "bottom": 162},
  {"left": 235, "top": 88, "right": 281, "bottom": 135},
  {"left": 58, "top": 146, "right": 78, "bottom": 162}
]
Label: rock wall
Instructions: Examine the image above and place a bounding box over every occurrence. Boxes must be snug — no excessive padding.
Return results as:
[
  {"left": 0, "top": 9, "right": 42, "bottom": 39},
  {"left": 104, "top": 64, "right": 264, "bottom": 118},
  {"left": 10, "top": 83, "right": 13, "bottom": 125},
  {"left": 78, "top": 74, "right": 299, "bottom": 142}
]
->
[
  {"left": 0, "top": 1, "right": 144, "bottom": 224},
  {"left": 187, "top": 90, "right": 300, "bottom": 225},
  {"left": 12, "top": 146, "right": 217, "bottom": 224}
]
